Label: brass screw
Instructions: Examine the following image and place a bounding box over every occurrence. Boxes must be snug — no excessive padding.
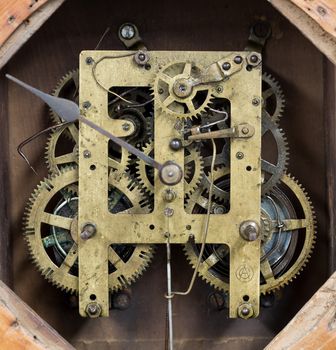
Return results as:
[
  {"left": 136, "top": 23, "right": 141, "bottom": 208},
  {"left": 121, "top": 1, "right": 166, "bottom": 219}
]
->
[
  {"left": 236, "top": 151, "right": 244, "bottom": 159},
  {"left": 252, "top": 98, "right": 260, "bottom": 106}
]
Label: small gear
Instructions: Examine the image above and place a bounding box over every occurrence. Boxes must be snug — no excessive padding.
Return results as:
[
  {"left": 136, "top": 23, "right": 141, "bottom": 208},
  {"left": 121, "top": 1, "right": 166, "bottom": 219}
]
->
[
  {"left": 154, "top": 61, "right": 214, "bottom": 119},
  {"left": 23, "top": 166, "right": 154, "bottom": 293},
  {"left": 262, "top": 72, "right": 286, "bottom": 123},
  {"left": 184, "top": 173, "right": 316, "bottom": 294},
  {"left": 134, "top": 140, "right": 204, "bottom": 196},
  {"left": 50, "top": 69, "right": 79, "bottom": 125},
  {"left": 45, "top": 122, "right": 131, "bottom": 176}
]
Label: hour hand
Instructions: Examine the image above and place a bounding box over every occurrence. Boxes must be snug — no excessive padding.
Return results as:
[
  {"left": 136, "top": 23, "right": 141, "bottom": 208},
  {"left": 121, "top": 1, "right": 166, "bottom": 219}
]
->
[{"left": 6, "top": 74, "right": 183, "bottom": 186}]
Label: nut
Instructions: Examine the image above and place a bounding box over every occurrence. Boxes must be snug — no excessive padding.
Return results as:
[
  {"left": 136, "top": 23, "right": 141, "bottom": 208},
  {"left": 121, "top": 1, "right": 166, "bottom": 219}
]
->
[
  {"left": 238, "top": 303, "right": 254, "bottom": 319},
  {"left": 85, "top": 302, "right": 102, "bottom": 318}
]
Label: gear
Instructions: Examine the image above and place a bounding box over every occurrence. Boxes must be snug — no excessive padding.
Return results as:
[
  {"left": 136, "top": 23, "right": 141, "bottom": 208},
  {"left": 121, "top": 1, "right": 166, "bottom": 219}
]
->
[
  {"left": 201, "top": 113, "right": 288, "bottom": 199},
  {"left": 23, "top": 166, "right": 154, "bottom": 293},
  {"left": 50, "top": 69, "right": 79, "bottom": 125},
  {"left": 184, "top": 173, "right": 316, "bottom": 294},
  {"left": 45, "top": 122, "right": 131, "bottom": 176},
  {"left": 154, "top": 61, "right": 214, "bottom": 119},
  {"left": 134, "top": 140, "right": 204, "bottom": 196},
  {"left": 262, "top": 72, "right": 285, "bottom": 123}
]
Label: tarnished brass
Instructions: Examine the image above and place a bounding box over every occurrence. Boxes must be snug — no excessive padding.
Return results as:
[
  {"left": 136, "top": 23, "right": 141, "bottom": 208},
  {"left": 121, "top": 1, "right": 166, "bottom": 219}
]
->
[{"left": 78, "top": 50, "right": 262, "bottom": 318}]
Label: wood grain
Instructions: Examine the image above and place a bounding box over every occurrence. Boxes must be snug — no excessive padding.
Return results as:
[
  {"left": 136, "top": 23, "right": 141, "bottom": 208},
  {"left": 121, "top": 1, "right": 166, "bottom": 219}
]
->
[
  {"left": 268, "top": 0, "right": 336, "bottom": 65},
  {"left": 265, "top": 272, "right": 336, "bottom": 349},
  {"left": 0, "top": 280, "right": 74, "bottom": 350},
  {"left": 0, "top": 0, "right": 48, "bottom": 46},
  {"left": 0, "top": 0, "right": 65, "bottom": 70},
  {"left": 290, "top": 0, "right": 336, "bottom": 39}
]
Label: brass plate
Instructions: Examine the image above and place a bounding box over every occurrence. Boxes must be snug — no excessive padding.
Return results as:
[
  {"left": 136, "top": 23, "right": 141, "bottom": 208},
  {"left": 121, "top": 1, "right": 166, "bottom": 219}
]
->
[{"left": 78, "top": 51, "right": 261, "bottom": 318}]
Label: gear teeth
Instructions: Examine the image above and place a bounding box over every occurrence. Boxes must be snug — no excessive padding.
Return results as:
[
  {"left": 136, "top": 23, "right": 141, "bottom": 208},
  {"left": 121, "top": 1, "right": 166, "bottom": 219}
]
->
[{"left": 262, "top": 72, "right": 286, "bottom": 124}]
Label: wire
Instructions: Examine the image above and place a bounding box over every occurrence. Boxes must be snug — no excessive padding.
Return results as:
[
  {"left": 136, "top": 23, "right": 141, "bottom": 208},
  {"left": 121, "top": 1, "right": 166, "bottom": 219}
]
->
[
  {"left": 91, "top": 52, "right": 138, "bottom": 104},
  {"left": 94, "top": 27, "right": 111, "bottom": 50},
  {"left": 166, "top": 139, "right": 216, "bottom": 298}
]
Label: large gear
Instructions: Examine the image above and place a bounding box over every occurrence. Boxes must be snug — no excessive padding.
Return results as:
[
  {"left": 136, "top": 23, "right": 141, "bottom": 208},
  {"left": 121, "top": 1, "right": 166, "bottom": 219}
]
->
[
  {"left": 262, "top": 72, "right": 286, "bottom": 123},
  {"left": 154, "top": 61, "right": 214, "bottom": 119},
  {"left": 134, "top": 140, "right": 204, "bottom": 196},
  {"left": 45, "top": 122, "right": 131, "bottom": 176},
  {"left": 23, "top": 166, "right": 154, "bottom": 293},
  {"left": 184, "top": 173, "right": 316, "bottom": 294}
]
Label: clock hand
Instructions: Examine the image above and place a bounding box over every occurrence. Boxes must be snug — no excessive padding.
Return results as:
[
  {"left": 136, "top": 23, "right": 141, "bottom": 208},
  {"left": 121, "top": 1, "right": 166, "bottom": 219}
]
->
[{"left": 6, "top": 74, "right": 183, "bottom": 186}]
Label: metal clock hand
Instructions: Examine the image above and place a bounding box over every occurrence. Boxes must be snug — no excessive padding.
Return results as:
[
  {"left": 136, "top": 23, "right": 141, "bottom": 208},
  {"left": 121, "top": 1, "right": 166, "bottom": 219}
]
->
[{"left": 6, "top": 74, "right": 182, "bottom": 186}]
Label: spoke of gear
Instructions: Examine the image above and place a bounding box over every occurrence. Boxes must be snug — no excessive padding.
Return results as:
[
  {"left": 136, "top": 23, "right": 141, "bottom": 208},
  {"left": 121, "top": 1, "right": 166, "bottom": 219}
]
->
[
  {"left": 154, "top": 61, "right": 214, "bottom": 119},
  {"left": 262, "top": 72, "right": 286, "bottom": 123},
  {"left": 23, "top": 166, "right": 154, "bottom": 293},
  {"left": 183, "top": 173, "right": 316, "bottom": 294},
  {"left": 45, "top": 122, "right": 131, "bottom": 176},
  {"left": 134, "top": 140, "right": 204, "bottom": 196}
]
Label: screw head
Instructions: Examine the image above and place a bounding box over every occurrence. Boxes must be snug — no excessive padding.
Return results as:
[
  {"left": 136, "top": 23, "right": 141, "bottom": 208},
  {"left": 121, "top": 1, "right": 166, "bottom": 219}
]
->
[
  {"left": 120, "top": 24, "right": 136, "bottom": 39},
  {"left": 216, "top": 85, "right": 223, "bottom": 93},
  {"left": 85, "top": 302, "right": 102, "bottom": 318},
  {"left": 222, "top": 62, "right": 231, "bottom": 71},
  {"left": 82, "top": 101, "right": 91, "bottom": 109},
  {"left": 213, "top": 206, "right": 225, "bottom": 214},
  {"left": 134, "top": 51, "right": 150, "bottom": 66},
  {"left": 85, "top": 57, "right": 94, "bottom": 65},
  {"left": 236, "top": 151, "right": 244, "bottom": 160},
  {"left": 238, "top": 303, "right": 254, "bottom": 319},
  {"left": 163, "top": 189, "right": 176, "bottom": 202},
  {"left": 164, "top": 207, "right": 174, "bottom": 217},
  {"left": 169, "top": 138, "right": 182, "bottom": 151},
  {"left": 83, "top": 150, "right": 91, "bottom": 158},
  {"left": 252, "top": 97, "right": 260, "bottom": 106},
  {"left": 80, "top": 223, "right": 96, "bottom": 240},
  {"left": 122, "top": 122, "right": 131, "bottom": 131},
  {"left": 250, "top": 54, "right": 259, "bottom": 64},
  {"left": 234, "top": 55, "right": 243, "bottom": 64},
  {"left": 239, "top": 220, "right": 260, "bottom": 241},
  {"left": 242, "top": 127, "right": 249, "bottom": 135},
  {"left": 158, "top": 88, "right": 164, "bottom": 94}
]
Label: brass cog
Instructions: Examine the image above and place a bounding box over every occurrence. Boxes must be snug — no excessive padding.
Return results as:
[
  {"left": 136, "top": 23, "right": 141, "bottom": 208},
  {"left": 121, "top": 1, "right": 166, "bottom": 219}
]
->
[
  {"left": 45, "top": 123, "right": 131, "bottom": 176},
  {"left": 184, "top": 173, "right": 316, "bottom": 294},
  {"left": 262, "top": 72, "right": 286, "bottom": 123},
  {"left": 154, "top": 61, "right": 214, "bottom": 119},
  {"left": 134, "top": 140, "right": 204, "bottom": 196},
  {"left": 50, "top": 69, "right": 79, "bottom": 125},
  {"left": 23, "top": 166, "right": 154, "bottom": 293}
]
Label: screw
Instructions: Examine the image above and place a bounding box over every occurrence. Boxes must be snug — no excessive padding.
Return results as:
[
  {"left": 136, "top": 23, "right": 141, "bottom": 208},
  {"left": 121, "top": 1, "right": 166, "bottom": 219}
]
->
[
  {"left": 317, "top": 6, "right": 327, "bottom": 16},
  {"left": 8, "top": 15, "right": 15, "bottom": 24},
  {"left": 122, "top": 122, "right": 131, "bottom": 131},
  {"left": 80, "top": 223, "right": 96, "bottom": 240},
  {"left": 242, "top": 127, "right": 249, "bottom": 135},
  {"left": 216, "top": 85, "right": 223, "bottom": 93},
  {"left": 222, "top": 62, "right": 231, "bottom": 71},
  {"left": 169, "top": 138, "right": 183, "bottom": 151},
  {"left": 163, "top": 189, "right": 176, "bottom": 202},
  {"left": 236, "top": 151, "right": 244, "bottom": 159},
  {"left": 250, "top": 55, "right": 259, "bottom": 64},
  {"left": 234, "top": 56, "right": 243, "bottom": 64},
  {"left": 252, "top": 97, "right": 260, "bottom": 106},
  {"left": 158, "top": 88, "right": 164, "bottom": 94},
  {"left": 238, "top": 303, "right": 253, "bottom": 319},
  {"left": 213, "top": 206, "right": 225, "bottom": 214},
  {"left": 85, "top": 302, "right": 102, "bottom": 318},
  {"left": 241, "top": 306, "right": 250, "bottom": 316},
  {"left": 164, "top": 208, "right": 174, "bottom": 217},
  {"left": 120, "top": 24, "right": 136, "bottom": 39},
  {"left": 83, "top": 101, "right": 91, "bottom": 109},
  {"left": 85, "top": 57, "right": 94, "bottom": 65},
  {"left": 138, "top": 53, "right": 146, "bottom": 61},
  {"left": 83, "top": 150, "right": 91, "bottom": 158},
  {"left": 239, "top": 220, "right": 260, "bottom": 241}
]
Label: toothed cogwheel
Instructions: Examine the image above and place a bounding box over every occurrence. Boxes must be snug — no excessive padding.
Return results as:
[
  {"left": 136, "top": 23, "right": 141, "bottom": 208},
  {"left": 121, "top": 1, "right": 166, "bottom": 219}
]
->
[
  {"left": 154, "top": 61, "right": 214, "bottom": 119},
  {"left": 50, "top": 69, "right": 79, "bottom": 125},
  {"left": 134, "top": 140, "right": 204, "bottom": 196},
  {"left": 23, "top": 166, "right": 154, "bottom": 293},
  {"left": 184, "top": 173, "right": 316, "bottom": 294},
  {"left": 45, "top": 123, "right": 131, "bottom": 176},
  {"left": 262, "top": 72, "right": 286, "bottom": 123}
]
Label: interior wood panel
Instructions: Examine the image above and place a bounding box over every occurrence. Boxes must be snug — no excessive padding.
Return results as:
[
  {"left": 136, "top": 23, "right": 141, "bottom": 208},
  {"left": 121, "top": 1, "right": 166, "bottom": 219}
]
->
[{"left": 0, "top": 0, "right": 329, "bottom": 348}]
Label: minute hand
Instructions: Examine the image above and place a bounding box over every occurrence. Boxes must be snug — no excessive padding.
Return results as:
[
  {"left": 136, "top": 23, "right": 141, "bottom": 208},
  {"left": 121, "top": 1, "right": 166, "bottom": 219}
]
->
[{"left": 6, "top": 74, "right": 160, "bottom": 170}]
